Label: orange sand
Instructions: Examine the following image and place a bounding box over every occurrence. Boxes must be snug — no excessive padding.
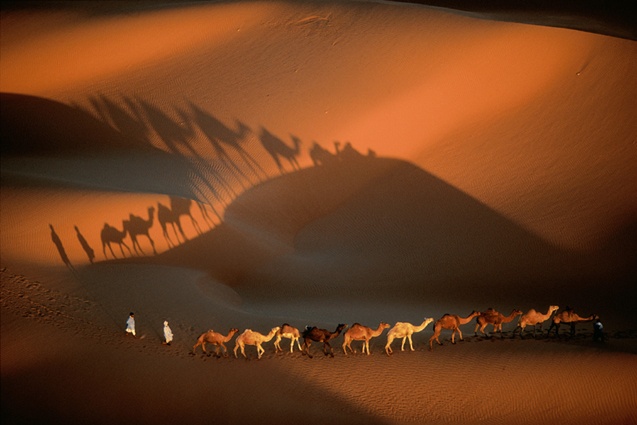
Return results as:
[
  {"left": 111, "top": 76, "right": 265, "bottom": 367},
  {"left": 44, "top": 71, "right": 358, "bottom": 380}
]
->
[{"left": 2, "top": 1, "right": 636, "bottom": 424}]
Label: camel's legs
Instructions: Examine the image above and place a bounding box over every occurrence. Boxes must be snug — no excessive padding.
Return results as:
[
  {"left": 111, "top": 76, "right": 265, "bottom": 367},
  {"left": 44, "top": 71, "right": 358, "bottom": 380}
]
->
[
  {"left": 407, "top": 335, "right": 415, "bottom": 351},
  {"left": 363, "top": 340, "right": 371, "bottom": 355},
  {"left": 302, "top": 340, "right": 313, "bottom": 358},
  {"left": 324, "top": 342, "right": 334, "bottom": 357}
]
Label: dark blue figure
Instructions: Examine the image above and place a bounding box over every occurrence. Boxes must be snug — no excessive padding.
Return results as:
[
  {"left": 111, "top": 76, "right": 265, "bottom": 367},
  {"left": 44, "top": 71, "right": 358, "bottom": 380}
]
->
[{"left": 593, "top": 318, "right": 604, "bottom": 342}]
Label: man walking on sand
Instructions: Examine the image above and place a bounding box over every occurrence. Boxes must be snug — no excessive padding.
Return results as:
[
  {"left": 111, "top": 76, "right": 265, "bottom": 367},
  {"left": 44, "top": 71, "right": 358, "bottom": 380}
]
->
[
  {"left": 126, "top": 312, "right": 136, "bottom": 337},
  {"left": 163, "top": 320, "right": 173, "bottom": 345}
]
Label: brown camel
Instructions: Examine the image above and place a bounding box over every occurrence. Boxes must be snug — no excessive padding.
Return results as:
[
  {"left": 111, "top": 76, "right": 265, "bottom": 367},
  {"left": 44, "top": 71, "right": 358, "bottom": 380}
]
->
[
  {"left": 192, "top": 328, "right": 239, "bottom": 357},
  {"left": 301, "top": 324, "right": 347, "bottom": 359},
  {"left": 385, "top": 317, "right": 434, "bottom": 355},
  {"left": 100, "top": 223, "right": 131, "bottom": 259},
  {"left": 233, "top": 326, "right": 280, "bottom": 360},
  {"left": 274, "top": 323, "right": 303, "bottom": 353},
  {"left": 122, "top": 206, "right": 156, "bottom": 255},
  {"left": 547, "top": 310, "right": 599, "bottom": 337},
  {"left": 512, "top": 305, "right": 559, "bottom": 339},
  {"left": 343, "top": 322, "right": 390, "bottom": 355},
  {"left": 474, "top": 308, "right": 523, "bottom": 338},
  {"left": 428, "top": 310, "right": 480, "bottom": 351}
]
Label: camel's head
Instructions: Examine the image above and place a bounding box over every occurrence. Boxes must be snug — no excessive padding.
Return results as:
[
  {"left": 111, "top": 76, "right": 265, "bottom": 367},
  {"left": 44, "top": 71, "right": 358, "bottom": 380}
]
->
[
  {"left": 271, "top": 326, "right": 281, "bottom": 333},
  {"left": 550, "top": 305, "right": 560, "bottom": 313},
  {"left": 336, "top": 324, "right": 348, "bottom": 332},
  {"left": 381, "top": 322, "right": 390, "bottom": 330}
]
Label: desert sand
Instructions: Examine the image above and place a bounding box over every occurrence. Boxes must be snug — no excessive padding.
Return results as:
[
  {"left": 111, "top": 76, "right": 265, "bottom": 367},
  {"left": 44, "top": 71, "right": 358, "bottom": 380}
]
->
[{"left": 1, "top": 1, "right": 636, "bottom": 424}]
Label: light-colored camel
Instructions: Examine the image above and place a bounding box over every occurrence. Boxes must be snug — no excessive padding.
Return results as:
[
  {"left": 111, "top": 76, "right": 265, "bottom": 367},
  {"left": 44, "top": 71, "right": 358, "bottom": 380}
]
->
[
  {"left": 274, "top": 323, "right": 303, "bottom": 353},
  {"left": 342, "top": 322, "right": 390, "bottom": 355},
  {"left": 192, "top": 328, "right": 239, "bottom": 356},
  {"left": 385, "top": 317, "right": 434, "bottom": 355},
  {"left": 233, "top": 326, "right": 280, "bottom": 360},
  {"left": 512, "top": 305, "right": 559, "bottom": 338},
  {"left": 100, "top": 223, "right": 131, "bottom": 259},
  {"left": 474, "top": 308, "right": 523, "bottom": 338},
  {"left": 122, "top": 206, "right": 156, "bottom": 255},
  {"left": 428, "top": 311, "right": 480, "bottom": 351},
  {"left": 548, "top": 310, "right": 598, "bottom": 337}
]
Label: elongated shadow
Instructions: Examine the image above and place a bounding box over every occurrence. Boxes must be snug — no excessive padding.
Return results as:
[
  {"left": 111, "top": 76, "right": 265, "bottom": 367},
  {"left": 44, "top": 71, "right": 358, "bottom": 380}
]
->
[
  {"left": 49, "top": 224, "right": 73, "bottom": 269},
  {"left": 74, "top": 225, "right": 95, "bottom": 264}
]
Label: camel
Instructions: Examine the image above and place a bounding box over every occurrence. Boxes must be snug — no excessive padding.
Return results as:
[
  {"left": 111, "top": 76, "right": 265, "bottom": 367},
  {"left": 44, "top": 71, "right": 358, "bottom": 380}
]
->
[
  {"left": 385, "top": 317, "right": 434, "bottom": 355},
  {"left": 474, "top": 308, "right": 523, "bottom": 338},
  {"left": 301, "top": 324, "right": 347, "bottom": 359},
  {"left": 122, "top": 206, "right": 156, "bottom": 255},
  {"left": 192, "top": 328, "right": 239, "bottom": 357},
  {"left": 547, "top": 310, "right": 599, "bottom": 337},
  {"left": 233, "top": 326, "right": 280, "bottom": 360},
  {"left": 342, "top": 322, "right": 390, "bottom": 355},
  {"left": 512, "top": 305, "right": 559, "bottom": 339},
  {"left": 274, "top": 323, "right": 303, "bottom": 353},
  {"left": 428, "top": 310, "right": 480, "bottom": 351},
  {"left": 100, "top": 223, "right": 131, "bottom": 259}
]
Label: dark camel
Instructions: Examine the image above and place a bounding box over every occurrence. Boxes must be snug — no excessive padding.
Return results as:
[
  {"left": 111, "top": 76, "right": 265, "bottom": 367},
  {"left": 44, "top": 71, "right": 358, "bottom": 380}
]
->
[{"left": 301, "top": 324, "right": 347, "bottom": 358}]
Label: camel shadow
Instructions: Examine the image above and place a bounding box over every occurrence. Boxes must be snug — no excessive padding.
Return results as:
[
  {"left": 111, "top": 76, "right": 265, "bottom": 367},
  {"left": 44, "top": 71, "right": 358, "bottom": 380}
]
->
[{"left": 258, "top": 127, "right": 302, "bottom": 174}]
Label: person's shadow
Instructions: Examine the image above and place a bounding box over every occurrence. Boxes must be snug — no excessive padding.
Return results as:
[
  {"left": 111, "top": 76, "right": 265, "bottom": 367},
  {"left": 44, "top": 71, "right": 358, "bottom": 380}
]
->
[
  {"left": 50, "top": 224, "right": 73, "bottom": 269},
  {"left": 74, "top": 225, "right": 95, "bottom": 264}
]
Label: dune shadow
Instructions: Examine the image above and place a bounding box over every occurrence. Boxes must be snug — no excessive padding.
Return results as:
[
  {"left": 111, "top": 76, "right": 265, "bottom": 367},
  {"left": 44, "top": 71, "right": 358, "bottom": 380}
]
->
[{"left": 147, "top": 153, "right": 633, "bottom": 317}]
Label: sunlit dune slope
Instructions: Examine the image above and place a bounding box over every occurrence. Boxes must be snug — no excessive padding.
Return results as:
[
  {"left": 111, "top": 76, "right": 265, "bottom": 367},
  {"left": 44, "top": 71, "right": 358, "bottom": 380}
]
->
[{"left": 1, "top": 0, "right": 635, "bottom": 303}]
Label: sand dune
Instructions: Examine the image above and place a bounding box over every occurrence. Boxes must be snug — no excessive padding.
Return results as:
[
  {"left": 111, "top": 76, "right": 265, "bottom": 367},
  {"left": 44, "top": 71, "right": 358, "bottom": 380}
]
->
[{"left": 1, "top": 1, "right": 636, "bottom": 424}]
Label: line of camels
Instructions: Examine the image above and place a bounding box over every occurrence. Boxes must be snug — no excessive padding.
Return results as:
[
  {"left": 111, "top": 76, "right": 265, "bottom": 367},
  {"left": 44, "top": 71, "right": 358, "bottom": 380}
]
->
[
  {"left": 190, "top": 305, "right": 600, "bottom": 359},
  {"left": 100, "top": 196, "right": 215, "bottom": 258}
]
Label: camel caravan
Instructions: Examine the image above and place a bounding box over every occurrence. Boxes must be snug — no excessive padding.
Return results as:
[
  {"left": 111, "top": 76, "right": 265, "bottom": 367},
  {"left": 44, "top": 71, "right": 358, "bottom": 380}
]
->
[{"left": 183, "top": 305, "right": 602, "bottom": 360}]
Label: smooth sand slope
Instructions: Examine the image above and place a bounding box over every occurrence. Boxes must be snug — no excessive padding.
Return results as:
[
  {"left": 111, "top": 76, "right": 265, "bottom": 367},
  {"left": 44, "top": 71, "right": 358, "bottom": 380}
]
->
[{"left": 1, "top": 1, "right": 636, "bottom": 424}]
